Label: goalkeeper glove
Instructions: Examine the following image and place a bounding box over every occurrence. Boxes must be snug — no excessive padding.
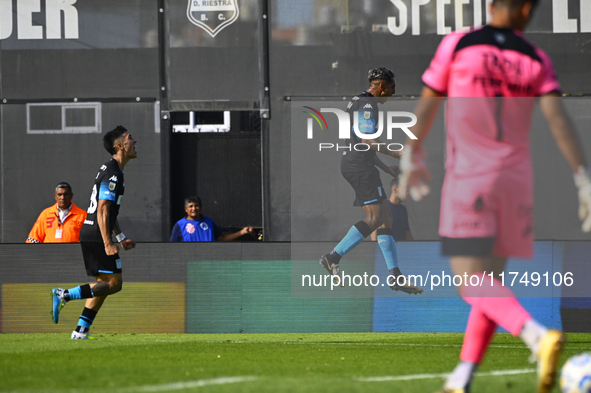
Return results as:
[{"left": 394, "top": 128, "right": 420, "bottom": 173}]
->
[
  {"left": 399, "top": 145, "right": 431, "bottom": 202},
  {"left": 574, "top": 166, "right": 591, "bottom": 232}
]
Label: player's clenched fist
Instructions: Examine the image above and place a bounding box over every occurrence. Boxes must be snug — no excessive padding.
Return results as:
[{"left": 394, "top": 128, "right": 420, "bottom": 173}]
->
[
  {"left": 104, "top": 243, "right": 119, "bottom": 256},
  {"left": 121, "top": 238, "right": 136, "bottom": 251}
]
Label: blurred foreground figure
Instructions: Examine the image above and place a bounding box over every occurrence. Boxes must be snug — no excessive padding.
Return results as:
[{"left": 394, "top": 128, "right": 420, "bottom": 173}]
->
[{"left": 398, "top": 0, "right": 591, "bottom": 391}]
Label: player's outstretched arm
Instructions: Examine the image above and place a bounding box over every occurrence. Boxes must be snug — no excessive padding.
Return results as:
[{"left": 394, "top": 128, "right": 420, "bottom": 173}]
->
[
  {"left": 217, "top": 227, "right": 254, "bottom": 241},
  {"left": 540, "top": 94, "right": 591, "bottom": 232},
  {"left": 373, "top": 156, "right": 400, "bottom": 178},
  {"left": 406, "top": 86, "right": 444, "bottom": 150},
  {"left": 539, "top": 94, "right": 586, "bottom": 172}
]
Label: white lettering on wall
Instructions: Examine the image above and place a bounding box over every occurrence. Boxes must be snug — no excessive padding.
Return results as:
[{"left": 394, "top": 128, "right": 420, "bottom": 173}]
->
[
  {"left": 553, "top": 0, "right": 591, "bottom": 33},
  {"left": 46, "top": 0, "right": 79, "bottom": 39},
  {"left": 412, "top": 0, "right": 430, "bottom": 35},
  {"left": 455, "top": 0, "right": 470, "bottom": 32},
  {"left": 387, "top": 0, "right": 589, "bottom": 35},
  {"left": 553, "top": 0, "right": 577, "bottom": 32},
  {"left": 437, "top": 0, "right": 451, "bottom": 35},
  {"left": 582, "top": 0, "right": 591, "bottom": 32},
  {"left": 18, "top": 0, "right": 43, "bottom": 39},
  {"left": 0, "top": 0, "right": 12, "bottom": 39},
  {"left": 387, "top": 0, "right": 408, "bottom": 36},
  {"left": 2, "top": 0, "right": 79, "bottom": 40}
]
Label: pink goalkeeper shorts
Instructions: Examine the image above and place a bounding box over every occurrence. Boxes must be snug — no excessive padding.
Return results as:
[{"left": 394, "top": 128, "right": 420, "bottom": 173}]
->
[{"left": 439, "top": 166, "right": 534, "bottom": 259}]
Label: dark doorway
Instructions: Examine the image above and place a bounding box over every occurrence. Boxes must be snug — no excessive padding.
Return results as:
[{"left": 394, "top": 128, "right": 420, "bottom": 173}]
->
[{"left": 170, "top": 111, "right": 262, "bottom": 240}]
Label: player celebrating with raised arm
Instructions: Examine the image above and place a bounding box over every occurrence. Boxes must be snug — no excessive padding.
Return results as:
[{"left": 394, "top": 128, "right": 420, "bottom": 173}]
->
[
  {"left": 398, "top": 0, "right": 591, "bottom": 392},
  {"left": 319, "top": 67, "right": 423, "bottom": 295},
  {"left": 51, "top": 126, "right": 138, "bottom": 339}
]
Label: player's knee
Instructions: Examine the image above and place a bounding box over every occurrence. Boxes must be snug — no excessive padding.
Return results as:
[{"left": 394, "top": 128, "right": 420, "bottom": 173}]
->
[
  {"left": 366, "top": 216, "right": 383, "bottom": 230},
  {"left": 110, "top": 280, "right": 123, "bottom": 294},
  {"left": 375, "top": 217, "right": 385, "bottom": 228}
]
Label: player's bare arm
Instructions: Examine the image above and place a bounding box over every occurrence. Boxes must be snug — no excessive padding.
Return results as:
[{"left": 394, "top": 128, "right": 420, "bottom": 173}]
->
[
  {"left": 539, "top": 94, "right": 586, "bottom": 171},
  {"left": 217, "top": 227, "right": 254, "bottom": 241},
  {"left": 540, "top": 93, "right": 591, "bottom": 232},
  {"left": 407, "top": 86, "right": 444, "bottom": 150},
  {"left": 97, "top": 199, "right": 118, "bottom": 256},
  {"left": 373, "top": 155, "right": 399, "bottom": 178}
]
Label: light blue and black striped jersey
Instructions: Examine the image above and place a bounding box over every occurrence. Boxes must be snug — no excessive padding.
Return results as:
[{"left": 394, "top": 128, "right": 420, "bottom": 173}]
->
[{"left": 79, "top": 158, "right": 125, "bottom": 243}]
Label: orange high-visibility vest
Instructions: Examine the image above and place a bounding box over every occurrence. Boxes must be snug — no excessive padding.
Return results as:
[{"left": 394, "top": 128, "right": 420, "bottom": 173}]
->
[{"left": 26, "top": 203, "right": 87, "bottom": 243}]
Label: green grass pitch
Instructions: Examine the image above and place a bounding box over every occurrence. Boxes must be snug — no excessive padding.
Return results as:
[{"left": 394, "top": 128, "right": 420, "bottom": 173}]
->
[{"left": 1, "top": 332, "right": 591, "bottom": 392}]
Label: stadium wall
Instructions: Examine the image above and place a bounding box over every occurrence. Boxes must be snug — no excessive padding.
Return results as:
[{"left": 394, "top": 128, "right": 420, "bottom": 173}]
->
[
  {"left": 1, "top": 1, "right": 591, "bottom": 243},
  {"left": 1, "top": 241, "right": 589, "bottom": 334},
  {"left": 2, "top": 97, "right": 590, "bottom": 244}
]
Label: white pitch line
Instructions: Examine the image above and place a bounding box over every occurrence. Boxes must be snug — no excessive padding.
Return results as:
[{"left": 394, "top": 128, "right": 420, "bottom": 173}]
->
[
  {"left": 147, "top": 340, "right": 591, "bottom": 352},
  {"left": 356, "top": 368, "right": 535, "bottom": 382},
  {"left": 114, "top": 376, "right": 259, "bottom": 393},
  {"left": 281, "top": 341, "right": 526, "bottom": 349}
]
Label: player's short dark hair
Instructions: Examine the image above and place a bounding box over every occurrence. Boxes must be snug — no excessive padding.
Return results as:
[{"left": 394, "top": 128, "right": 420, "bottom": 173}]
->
[
  {"left": 390, "top": 178, "right": 399, "bottom": 188},
  {"left": 103, "top": 126, "right": 128, "bottom": 155},
  {"left": 55, "top": 182, "right": 72, "bottom": 193},
  {"left": 493, "top": 0, "right": 539, "bottom": 9},
  {"left": 184, "top": 196, "right": 202, "bottom": 208},
  {"left": 368, "top": 67, "right": 395, "bottom": 85}
]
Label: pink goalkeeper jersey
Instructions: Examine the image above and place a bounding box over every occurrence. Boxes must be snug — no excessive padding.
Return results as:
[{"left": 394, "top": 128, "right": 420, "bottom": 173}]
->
[{"left": 422, "top": 25, "right": 561, "bottom": 176}]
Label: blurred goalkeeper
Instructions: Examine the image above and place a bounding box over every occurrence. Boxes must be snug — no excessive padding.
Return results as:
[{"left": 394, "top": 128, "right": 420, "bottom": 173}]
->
[{"left": 398, "top": 0, "right": 591, "bottom": 392}]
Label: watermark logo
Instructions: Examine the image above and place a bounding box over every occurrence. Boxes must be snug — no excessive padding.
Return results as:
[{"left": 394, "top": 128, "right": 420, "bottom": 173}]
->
[
  {"left": 302, "top": 106, "right": 329, "bottom": 138},
  {"left": 187, "top": 0, "right": 240, "bottom": 37},
  {"left": 303, "top": 106, "right": 418, "bottom": 152}
]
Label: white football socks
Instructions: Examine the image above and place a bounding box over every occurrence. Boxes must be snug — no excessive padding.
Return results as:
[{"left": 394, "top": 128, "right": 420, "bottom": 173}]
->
[
  {"left": 445, "top": 361, "right": 477, "bottom": 389},
  {"left": 445, "top": 319, "right": 548, "bottom": 389},
  {"left": 519, "top": 318, "right": 548, "bottom": 359}
]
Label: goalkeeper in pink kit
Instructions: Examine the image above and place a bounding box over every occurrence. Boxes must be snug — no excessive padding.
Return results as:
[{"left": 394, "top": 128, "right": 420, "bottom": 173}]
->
[{"left": 398, "top": 0, "right": 591, "bottom": 392}]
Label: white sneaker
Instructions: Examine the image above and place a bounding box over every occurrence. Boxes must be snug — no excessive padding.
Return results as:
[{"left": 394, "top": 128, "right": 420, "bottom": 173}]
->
[{"left": 71, "top": 330, "right": 93, "bottom": 340}]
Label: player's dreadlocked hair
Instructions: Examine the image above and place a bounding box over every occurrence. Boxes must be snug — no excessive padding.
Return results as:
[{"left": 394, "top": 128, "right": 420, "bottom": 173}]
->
[
  {"left": 103, "top": 125, "right": 128, "bottom": 155},
  {"left": 368, "top": 67, "right": 395, "bottom": 84}
]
